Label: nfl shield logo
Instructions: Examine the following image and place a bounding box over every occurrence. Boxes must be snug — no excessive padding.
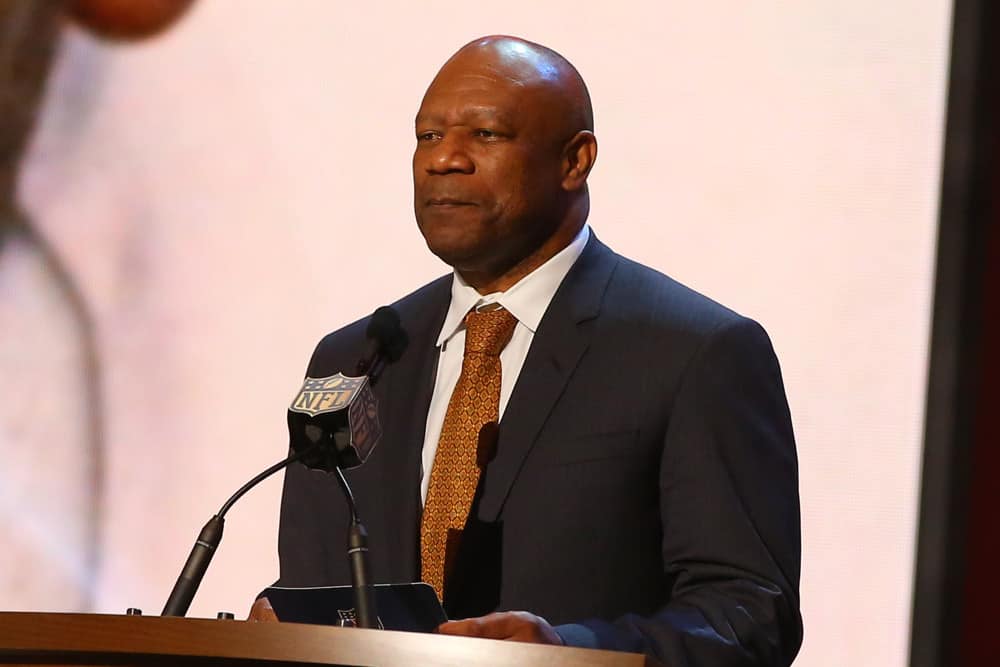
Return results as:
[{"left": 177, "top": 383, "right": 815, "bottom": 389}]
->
[{"left": 289, "top": 373, "right": 368, "bottom": 417}]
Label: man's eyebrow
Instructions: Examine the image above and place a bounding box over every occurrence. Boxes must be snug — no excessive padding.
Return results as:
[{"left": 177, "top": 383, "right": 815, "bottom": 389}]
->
[{"left": 415, "top": 107, "right": 515, "bottom": 126}]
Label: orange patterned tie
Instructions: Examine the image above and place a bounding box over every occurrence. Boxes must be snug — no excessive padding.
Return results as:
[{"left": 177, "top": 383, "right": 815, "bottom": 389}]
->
[{"left": 420, "top": 306, "right": 518, "bottom": 599}]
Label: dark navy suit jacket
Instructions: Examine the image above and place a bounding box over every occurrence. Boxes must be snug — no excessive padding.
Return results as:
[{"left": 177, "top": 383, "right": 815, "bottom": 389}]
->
[{"left": 277, "top": 235, "right": 803, "bottom": 666}]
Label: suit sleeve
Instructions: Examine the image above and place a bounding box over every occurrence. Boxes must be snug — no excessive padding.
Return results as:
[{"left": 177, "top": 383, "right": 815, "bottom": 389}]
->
[{"left": 555, "top": 317, "right": 803, "bottom": 667}]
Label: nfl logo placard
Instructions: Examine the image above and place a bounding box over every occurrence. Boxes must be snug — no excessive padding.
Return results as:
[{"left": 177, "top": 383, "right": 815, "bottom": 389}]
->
[
  {"left": 288, "top": 373, "right": 383, "bottom": 469},
  {"left": 289, "top": 373, "right": 368, "bottom": 417}
]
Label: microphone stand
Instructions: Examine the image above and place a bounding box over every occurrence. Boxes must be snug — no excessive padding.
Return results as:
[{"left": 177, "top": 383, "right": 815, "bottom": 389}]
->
[
  {"left": 332, "top": 466, "right": 377, "bottom": 629},
  {"left": 161, "top": 444, "right": 316, "bottom": 617},
  {"left": 160, "top": 442, "right": 378, "bottom": 627}
]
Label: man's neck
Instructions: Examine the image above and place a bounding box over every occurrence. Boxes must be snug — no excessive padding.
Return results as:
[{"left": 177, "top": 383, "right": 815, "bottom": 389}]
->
[{"left": 460, "top": 220, "right": 586, "bottom": 295}]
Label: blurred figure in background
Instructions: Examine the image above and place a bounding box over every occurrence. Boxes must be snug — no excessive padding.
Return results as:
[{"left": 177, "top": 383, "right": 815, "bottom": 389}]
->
[{"left": 0, "top": 0, "right": 192, "bottom": 612}]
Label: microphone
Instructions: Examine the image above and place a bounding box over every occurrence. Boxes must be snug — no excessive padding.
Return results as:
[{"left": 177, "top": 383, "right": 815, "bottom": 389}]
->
[
  {"left": 358, "top": 305, "right": 409, "bottom": 378},
  {"left": 160, "top": 307, "right": 407, "bottom": 620},
  {"left": 287, "top": 306, "right": 408, "bottom": 472}
]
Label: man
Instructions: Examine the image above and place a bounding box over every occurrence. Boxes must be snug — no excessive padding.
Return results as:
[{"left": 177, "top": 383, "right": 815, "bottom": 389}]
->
[{"left": 270, "top": 36, "right": 802, "bottom": 666}]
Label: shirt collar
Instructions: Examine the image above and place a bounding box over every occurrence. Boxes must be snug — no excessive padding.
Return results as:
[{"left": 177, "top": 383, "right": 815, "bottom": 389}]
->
[{"left": 436, "top": 224, "right": 591, "bottom": 347}]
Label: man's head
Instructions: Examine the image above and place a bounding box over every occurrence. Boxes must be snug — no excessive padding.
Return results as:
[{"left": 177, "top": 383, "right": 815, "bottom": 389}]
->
[{"left": 413, "top": 36, "right": 597, "bottom": 292}]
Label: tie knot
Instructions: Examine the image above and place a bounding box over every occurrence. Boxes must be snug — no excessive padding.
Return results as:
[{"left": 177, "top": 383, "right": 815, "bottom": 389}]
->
[{"left": 463, "top": 307, "right": 517, "bottom": 356}]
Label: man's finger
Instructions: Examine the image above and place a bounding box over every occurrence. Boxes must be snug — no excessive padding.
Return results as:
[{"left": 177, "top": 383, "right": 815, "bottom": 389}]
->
[
  {"left": 438, "top": 612, "right": 524, "bottom": 639},
  {"left": 248, "top": 596, "right": 279, "bottom": 622},
  {"left": 438, "top": 617, "right": 487, "bottom": 637}
]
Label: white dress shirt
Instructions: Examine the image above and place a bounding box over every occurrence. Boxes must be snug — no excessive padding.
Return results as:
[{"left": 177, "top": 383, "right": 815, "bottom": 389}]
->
[{"left": 419, "top": 225, "right": 591, "bottom": 503}]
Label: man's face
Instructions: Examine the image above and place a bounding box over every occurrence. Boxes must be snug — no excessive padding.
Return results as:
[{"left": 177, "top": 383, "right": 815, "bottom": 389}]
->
[{"left": 413, "top": 58, "right": 567, "bottom": 277}]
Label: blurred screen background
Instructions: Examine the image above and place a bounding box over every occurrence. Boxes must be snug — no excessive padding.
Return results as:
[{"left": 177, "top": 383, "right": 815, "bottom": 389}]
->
[{"left": 1, "top": 2, "right": 951, "bottom": 666}]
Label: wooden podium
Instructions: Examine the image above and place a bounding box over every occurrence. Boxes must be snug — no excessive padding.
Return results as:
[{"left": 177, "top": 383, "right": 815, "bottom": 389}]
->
[{"left": 0, "top": 612, "right": 661, "bottom": 666}]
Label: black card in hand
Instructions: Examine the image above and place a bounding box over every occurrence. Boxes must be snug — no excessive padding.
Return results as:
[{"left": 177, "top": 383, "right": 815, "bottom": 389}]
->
[{"left": 261, "top": 582, "right": 447, "bottom": 633}]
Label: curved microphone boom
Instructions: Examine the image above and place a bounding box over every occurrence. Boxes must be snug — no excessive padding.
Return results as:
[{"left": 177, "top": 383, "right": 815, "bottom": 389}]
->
[
  {"left": 161, "top": 307, "right": 407, "bottom": 620},
  {"left": 160, "top": 446, "right": 316, "bottom": 617}
]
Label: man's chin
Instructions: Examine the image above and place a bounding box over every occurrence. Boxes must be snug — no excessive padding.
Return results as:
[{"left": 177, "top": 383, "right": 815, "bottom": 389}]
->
[
  {"left": 418, "top": 224, "right": 487, "bottom": 270},
  {"left": 423, "top": 241, "right": 483, "bottom": 272}
]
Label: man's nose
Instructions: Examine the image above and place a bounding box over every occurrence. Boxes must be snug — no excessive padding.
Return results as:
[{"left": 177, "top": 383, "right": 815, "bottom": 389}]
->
[{"left": 425, "top": 135, "right": 474, "bottom": 175}]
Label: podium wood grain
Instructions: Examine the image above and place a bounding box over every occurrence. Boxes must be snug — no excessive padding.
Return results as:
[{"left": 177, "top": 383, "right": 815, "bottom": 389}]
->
[{"left": 0, "top": 612, "right": 662, "bottom": 666}]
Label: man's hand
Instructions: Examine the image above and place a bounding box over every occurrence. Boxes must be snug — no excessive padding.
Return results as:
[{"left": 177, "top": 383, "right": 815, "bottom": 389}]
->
[
  {"left": 437, "top": 611, "right": 563, "bottom": 645},
  {"left": 247, "top": 596, "right": 279, "bottom": 622}
]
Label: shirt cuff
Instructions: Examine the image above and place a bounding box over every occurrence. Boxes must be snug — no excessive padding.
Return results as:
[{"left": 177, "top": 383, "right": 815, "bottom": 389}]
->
[{"left": 554, "top": 623, "right": 600, "bottom": 649}]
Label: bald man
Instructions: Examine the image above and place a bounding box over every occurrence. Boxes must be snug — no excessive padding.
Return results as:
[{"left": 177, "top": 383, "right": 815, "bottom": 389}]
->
[{"left": 274, "top": 36, "right": 802, "bottom": 666}]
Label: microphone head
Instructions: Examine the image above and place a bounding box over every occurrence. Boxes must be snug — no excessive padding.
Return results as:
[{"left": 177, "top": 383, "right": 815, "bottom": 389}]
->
[
  {"left": 366, "top": 306, "right": 409, "bottom": 363},
  {"left": 287, "top": 373, "right": 382, "bottom": 471}
]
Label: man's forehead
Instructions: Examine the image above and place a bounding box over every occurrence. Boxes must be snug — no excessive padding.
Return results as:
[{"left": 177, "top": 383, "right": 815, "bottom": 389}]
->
[
  {"left": 427, "top": 68, "right": 523, "bottom": 94},
  {"left": 416, "top": 70, "right": 531, "bottom": 124}
]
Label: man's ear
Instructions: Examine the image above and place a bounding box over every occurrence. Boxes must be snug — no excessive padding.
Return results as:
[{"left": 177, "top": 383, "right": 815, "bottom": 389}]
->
[{"left": 561, "top": 131, "right": 598, "bottom": 192}]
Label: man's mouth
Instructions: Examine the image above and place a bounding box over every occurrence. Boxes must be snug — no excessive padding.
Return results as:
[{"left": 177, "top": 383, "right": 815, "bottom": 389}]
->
[{"left": 427, "top": 198, "right": 476, "bottom": 206}]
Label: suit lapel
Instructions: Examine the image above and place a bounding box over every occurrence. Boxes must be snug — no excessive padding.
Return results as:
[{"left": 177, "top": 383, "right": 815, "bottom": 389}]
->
[
  {"left": 378, "top": 277, "right": 451, "bottom": 579},
  {"left": 478, "top": 236, "right": 619, "bottom": 521}
]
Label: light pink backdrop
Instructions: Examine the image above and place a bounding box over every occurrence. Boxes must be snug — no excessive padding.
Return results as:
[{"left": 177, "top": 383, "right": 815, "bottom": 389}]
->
[{"left": 12, "top": 1, "right": 950, "bottom": 665}]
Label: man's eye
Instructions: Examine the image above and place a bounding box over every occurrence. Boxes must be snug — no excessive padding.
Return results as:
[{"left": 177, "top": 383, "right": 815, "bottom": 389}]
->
[
  {"left": 474, "top": 129, "right": 498, "bottom": 138},
  {"left": 417, "top": 131, "right": 439, "bottom": 141}
]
